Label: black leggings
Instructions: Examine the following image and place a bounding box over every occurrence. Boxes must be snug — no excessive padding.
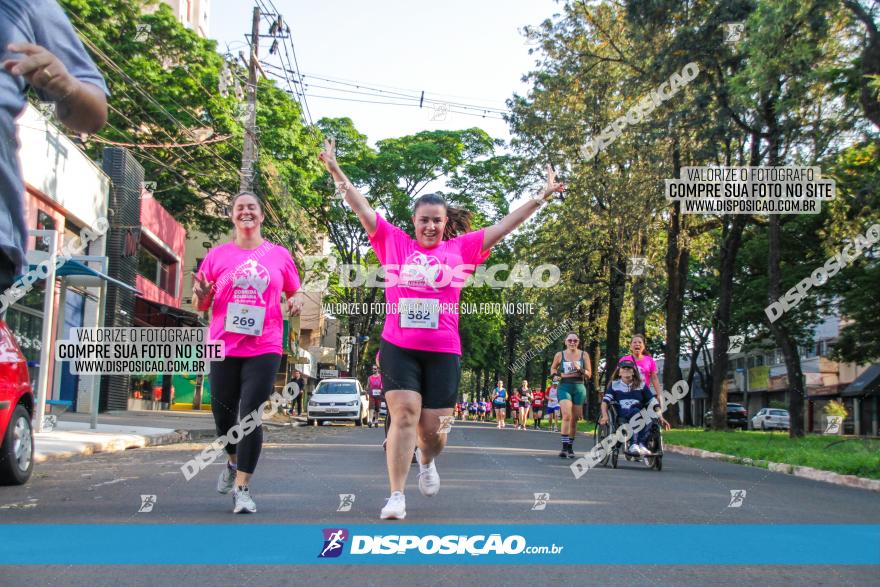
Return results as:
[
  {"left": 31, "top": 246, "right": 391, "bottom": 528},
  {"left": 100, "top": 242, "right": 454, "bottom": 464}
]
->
[{"left": 209, "top": 353, "right": 281, "bottom": 475}]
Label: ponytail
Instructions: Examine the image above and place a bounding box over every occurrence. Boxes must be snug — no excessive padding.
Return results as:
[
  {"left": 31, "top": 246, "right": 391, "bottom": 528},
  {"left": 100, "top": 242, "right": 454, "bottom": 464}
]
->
[{"left": 444, "top": 206, "right": 472, "bottom": 239}]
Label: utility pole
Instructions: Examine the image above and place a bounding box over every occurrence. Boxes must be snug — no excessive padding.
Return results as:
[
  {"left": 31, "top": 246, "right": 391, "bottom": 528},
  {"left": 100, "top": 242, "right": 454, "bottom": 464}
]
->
[{"left": 239, "top": 6, "right": 260, "bottom": 192}]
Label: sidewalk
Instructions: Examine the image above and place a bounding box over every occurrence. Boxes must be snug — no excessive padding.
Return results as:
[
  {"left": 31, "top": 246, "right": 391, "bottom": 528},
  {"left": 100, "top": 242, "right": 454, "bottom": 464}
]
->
[{"left": 34, "top": 409, "right": 218, "bottom": 463}]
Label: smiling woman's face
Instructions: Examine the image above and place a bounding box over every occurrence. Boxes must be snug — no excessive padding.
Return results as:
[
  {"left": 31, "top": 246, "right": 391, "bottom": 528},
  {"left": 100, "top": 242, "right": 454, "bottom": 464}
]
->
[
  {"left": 630, "top": 336, "right": 645, "bottom": 354},
  {"left": 412, "top": 203, "right": 446, "bottom": 248},
  {"left": 231, "top": 194, "right": 264, "bottom": 233}
]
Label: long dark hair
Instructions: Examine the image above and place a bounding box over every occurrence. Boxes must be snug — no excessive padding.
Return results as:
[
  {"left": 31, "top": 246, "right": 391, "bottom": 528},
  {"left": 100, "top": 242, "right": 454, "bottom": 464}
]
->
[{"left": 413, "top": 192, "right": 472, "bottom": 240}]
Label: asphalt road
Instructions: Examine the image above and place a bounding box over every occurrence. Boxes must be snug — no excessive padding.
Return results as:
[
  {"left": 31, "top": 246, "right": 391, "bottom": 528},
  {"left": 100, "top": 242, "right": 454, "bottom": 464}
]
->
[{"left": 1, "top": 420, "right": 877, "bottom": 586}]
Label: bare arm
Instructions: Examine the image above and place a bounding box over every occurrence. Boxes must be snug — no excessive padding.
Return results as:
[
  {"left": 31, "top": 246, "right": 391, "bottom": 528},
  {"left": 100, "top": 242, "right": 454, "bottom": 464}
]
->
[
  {"left": 550, "top": 351, "right": 562, "bottom": 375},
  {"left": 482, "top": 165, "right": 565, "bottom": 250},
  {"left": 4, "top": 42, "right": 107, "bottom": 134},
  {"left": 651, "top": 372, "right": 664, "bottom": 410},
  {"left": 317, "top": 137, "right": 377, "bottom": 234},
  {"left": 584, "top": 353, "right": 592, "bottom": 379}
]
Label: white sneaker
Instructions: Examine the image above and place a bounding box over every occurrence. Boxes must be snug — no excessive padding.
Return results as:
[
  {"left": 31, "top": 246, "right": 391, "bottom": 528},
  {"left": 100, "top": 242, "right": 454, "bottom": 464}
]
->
[
  {"left": 232, "top": 486, "right": 257, "bottom": 514},
  {"left": 416, "top": 447, "right": 440, "bottom": 497},
  {"left": 380, "top": 491, "right": 406, "bottom": 520},
  {"left": 637, "top": 443, "right": 651, "bottom": 456},
  {"left": 216, "top": 463, "right": 236, "bottom": 494}
]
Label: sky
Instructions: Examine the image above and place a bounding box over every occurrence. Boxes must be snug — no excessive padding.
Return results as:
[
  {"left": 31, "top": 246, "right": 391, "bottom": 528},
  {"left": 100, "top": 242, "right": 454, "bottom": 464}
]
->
[{"left": 208, "top": 0, "right": 561, "bottom": 148}]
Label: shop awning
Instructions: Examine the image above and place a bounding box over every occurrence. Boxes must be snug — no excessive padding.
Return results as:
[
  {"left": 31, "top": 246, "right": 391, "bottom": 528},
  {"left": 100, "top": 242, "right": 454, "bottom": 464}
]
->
[
  {"left": 841, "top": 364, "right": 880, "bottom": 397},
  {"left": 27, "top": 259, "right": 141, "bottom": 294}
]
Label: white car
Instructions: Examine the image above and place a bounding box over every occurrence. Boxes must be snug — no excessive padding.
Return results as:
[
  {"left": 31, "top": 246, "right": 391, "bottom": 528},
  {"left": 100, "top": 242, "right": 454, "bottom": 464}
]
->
[
  {"left": 751, "top": 408, "right": 790, "bottom": 431},
  {"left": 306, "top": 378, "right": 369, "bottom": 426}
]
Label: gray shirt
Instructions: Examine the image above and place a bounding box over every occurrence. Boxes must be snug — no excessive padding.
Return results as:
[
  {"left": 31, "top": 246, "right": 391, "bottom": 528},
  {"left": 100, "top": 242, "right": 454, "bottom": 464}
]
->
[{"left": 1, "top": 0, "right": 107, "bottom": 275}]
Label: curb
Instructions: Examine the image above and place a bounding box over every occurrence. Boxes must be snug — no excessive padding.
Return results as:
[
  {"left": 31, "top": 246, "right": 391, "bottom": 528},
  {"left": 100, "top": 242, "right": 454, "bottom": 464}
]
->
[
  {"left": 664, "top": 444, "right": 880, "bottom": 492},
  {"left": 34, "top": 428, "right": 216, "bottom": 464}
]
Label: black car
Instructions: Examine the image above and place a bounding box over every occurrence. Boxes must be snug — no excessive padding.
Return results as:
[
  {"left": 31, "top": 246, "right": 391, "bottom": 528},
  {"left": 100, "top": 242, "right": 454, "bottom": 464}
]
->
[{"left": 704, "top": 403, "right": 749, "bottom": 430}]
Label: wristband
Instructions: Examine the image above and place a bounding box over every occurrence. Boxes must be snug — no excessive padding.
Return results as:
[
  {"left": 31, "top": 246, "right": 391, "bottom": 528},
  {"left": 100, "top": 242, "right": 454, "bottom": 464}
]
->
[{"left": 530, "top": 189, "right": 551, "bottom": 203}]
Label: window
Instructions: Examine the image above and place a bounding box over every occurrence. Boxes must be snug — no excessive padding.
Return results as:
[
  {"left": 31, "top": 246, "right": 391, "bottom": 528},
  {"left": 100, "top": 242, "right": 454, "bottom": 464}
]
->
[
  {"left": 315, "top": 382, "right": 357, "bottom": 395},
  {"left": 137, "top": 247, "right": 177, "bottom": 295},
  {"left": 755, "top": 355, "right": 764, "bottom": 367}
]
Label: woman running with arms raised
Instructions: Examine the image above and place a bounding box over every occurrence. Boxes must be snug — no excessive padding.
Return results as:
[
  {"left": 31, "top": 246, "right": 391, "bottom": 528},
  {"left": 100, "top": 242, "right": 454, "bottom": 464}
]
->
[{"left": 318, "top": 138, "right": 564, "bottom": 519}]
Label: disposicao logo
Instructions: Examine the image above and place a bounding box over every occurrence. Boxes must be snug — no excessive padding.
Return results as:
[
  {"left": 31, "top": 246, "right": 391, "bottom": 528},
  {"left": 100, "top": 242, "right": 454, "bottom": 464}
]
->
[{"left": 318, "top": 528, "right": 349, "bottom": 558}]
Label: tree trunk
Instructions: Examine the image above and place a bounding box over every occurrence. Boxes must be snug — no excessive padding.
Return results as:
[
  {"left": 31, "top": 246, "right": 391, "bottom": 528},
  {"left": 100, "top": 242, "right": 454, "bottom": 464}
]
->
[
  {"left": 844, "top": 0, "right": 880, "bottom": 129},
  {"left": 632, "top": 231, "right": 649, "bottom": 335},
  {"left": 711, "top": 215, "right": 748, "bottom": 430},
  {"left": 765, "top": 109, "right": 806, "bottom": 437},
  {"left": 505, "top": 322, "right": 517, "bottom": 392},
  {"left": 587, "top": 298, "right": 602, "bottom": 421},
  {"left": 604, "top": 253, "right": 627, "bottom": 387},
  {"left": 663, "top": 139, "right": 687, "bottom": 426}
]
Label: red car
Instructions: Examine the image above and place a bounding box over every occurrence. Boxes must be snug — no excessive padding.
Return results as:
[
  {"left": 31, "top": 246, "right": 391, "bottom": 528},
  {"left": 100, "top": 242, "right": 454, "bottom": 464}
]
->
[{"left": 0, "top": 319, "right": 34, "bottom": 485}]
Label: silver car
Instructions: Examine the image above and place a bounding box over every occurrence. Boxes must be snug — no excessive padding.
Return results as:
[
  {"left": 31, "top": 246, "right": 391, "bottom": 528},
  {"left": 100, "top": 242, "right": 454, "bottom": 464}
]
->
[
  {"left": 306, "top": 378, "right": 369, "bottom": 426},
  {"left": 751, "top": 408, "right": 790, "bottom": 431}
]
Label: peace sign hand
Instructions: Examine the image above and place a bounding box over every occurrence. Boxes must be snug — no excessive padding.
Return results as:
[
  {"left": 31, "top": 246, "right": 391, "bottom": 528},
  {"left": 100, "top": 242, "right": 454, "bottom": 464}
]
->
[
  {"left": 192, "top": 271, "right": 214, "bottom": 303},
  {"left": 541, "top": 164, "right": 566, "bottom": 200},
  {"left": 317, "top": 137, "right": 339, "bottom": 172}
]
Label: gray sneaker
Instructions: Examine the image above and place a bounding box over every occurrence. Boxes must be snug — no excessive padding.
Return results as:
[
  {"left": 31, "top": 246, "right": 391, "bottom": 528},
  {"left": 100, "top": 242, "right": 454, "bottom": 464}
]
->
[
  {"left": 217, "top": 464, "right": 236, "bottom": 494},
  {"left": 232, "top": 486, "right": 257, "bottom": 514}
]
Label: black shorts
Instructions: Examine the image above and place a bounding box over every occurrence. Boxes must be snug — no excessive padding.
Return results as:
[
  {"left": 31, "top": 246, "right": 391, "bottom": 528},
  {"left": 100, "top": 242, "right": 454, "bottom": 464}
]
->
[{"left": 378, "top": 338, "right": 461, "bottom": 409}]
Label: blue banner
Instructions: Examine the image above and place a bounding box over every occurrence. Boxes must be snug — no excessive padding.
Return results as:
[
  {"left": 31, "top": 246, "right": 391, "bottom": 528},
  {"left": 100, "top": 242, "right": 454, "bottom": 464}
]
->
[{"left": 1, "top": 524, "right": 877, "bottom": 565}]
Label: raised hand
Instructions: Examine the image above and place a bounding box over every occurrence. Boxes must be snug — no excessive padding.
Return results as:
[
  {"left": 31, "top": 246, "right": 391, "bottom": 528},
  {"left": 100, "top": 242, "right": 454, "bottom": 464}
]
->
[
  {"left": 286, "top": 292, "right": 304, "bottom": 316},
  {"left": 541, "top": 164, "right": 566, "bottom": 199},
  {"left": 317, "top": 137, "right": 339, "bottom": 172},
  {"left": 192, "top": 271, "right": 214, "bottom": 303}
]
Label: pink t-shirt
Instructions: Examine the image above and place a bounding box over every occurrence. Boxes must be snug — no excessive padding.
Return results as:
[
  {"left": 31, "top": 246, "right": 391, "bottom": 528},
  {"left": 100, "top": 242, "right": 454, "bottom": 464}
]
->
[
  {"left": 368, "top": 374, "right": 383, "bottom": 390},
  {"left": 200, "top": 241, "right": 300, "bottom": 357},
  {"left": 368, "top": 214, "right": 491, "bottom": 355},
  {"left": 621, "top": 354, "right": 658, "bottom": 391}
]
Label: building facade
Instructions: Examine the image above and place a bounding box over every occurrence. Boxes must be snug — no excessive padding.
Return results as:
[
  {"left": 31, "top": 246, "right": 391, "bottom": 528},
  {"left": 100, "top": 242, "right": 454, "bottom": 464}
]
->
[{"left": 12, "top": 104, "right": 110, "bottom": 415}]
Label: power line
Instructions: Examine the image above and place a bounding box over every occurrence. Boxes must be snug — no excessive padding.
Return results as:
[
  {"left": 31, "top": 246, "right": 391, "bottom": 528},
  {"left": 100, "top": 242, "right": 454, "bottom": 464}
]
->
[
  {"left": 263, "top": 0, "right": 314, "bottom": 125},
  {"left": 266, "top": 81, "right": 507, "bottom": 120},
  {"left": 298, "top": 71, "right": 510, "bottom": 110},
  {"left": 68, "top": 16, "right": 245, "bottom": 181},
  {"left": 70, "top": 12, "right": 290, "bottom": 231},
  {"left": 298, "top": 71, "right": 509, "bottom": 114},
  {"left": 259, "top": 62, "right": 510, "bottom": 119}
]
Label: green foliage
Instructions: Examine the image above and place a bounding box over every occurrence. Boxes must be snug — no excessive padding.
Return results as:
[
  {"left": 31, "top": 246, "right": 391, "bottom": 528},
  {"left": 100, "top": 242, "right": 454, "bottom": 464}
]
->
[
  {"left": 59, "top": 0, "right": 322, "bottom": 248},
  {"left": 665, "top": 429, "right": 880, "bottom": 479}
]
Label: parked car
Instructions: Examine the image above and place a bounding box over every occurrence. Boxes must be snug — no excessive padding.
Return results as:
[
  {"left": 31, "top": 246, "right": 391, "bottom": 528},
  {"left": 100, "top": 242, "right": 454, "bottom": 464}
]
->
[
  {"left": 704, "top": 403, "right": 749, "bottom": 430},
  {"left": 751, "top": 408, "right": 790, "bottom": 431},
  {"left": 306, "top": 378, "right": 369, "bottom": 426},
  {"left": 0, "top": 320, "right": 34, "bottom": 485}
]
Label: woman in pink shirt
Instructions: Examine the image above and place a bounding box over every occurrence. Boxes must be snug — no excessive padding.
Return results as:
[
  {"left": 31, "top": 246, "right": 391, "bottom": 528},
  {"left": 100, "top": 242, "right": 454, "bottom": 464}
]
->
[
  {"left": 618, "top": 334, "right": 664, "bottom": 412},
  {"left": 192, "top": 192, "right": 304, "bottom": 514},
  {"left": 319, "top": 138, "right": 564, "bottom": 520}
]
